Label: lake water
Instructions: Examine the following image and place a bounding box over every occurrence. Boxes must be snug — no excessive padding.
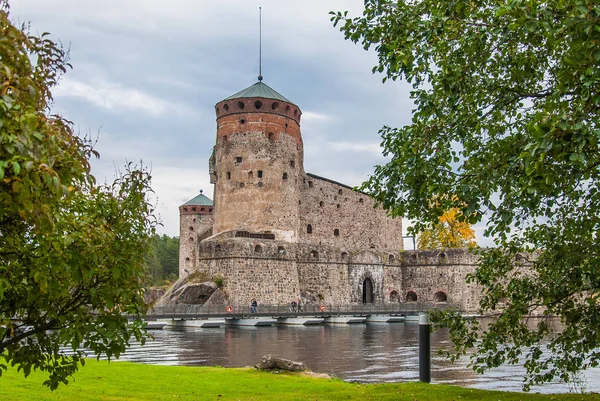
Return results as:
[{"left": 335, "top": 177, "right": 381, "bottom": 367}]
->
[{"left": 113, "top": 322, "right": 600, "bottom": 394}]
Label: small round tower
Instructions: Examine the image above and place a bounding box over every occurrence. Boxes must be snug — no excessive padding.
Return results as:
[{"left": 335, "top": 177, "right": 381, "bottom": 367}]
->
[
  {"left": 212, "top": 80, "right": 303, "bottom": 241},
  {"left": 178, "top": 190, "right": 214, "bottom": 277}
]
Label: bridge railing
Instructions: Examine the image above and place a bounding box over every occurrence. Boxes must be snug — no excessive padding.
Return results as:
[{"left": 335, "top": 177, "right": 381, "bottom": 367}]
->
[{"left": 145, "top": 302, "right": 452, "bottom": 319}]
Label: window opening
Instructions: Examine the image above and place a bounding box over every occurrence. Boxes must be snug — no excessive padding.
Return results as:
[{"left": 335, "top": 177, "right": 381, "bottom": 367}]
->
[{"left": 434, "top": 291, "right": 448, "bottom": 303}]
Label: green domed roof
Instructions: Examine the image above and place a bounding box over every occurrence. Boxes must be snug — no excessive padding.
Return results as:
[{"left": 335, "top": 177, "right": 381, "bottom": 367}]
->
[
  {"left": 223, "top": 81, "right": 295, "bottom": 105},
  {"left": 182, "top": 190, "right": 213, "bottom": 207}
]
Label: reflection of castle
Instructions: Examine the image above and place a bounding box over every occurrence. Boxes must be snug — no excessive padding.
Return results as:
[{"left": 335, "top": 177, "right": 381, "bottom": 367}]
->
[{"left": 179, "top": 80, "right": 481, "bottom": 310}]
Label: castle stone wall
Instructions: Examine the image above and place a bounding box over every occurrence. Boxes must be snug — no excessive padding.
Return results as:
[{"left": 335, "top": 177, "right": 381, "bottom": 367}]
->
[
  {"left": 175, "top": 82, "right": 485, "bottom": 313},
  {"left": 299, "top": 174, "right": 403, "bottom": 252}
]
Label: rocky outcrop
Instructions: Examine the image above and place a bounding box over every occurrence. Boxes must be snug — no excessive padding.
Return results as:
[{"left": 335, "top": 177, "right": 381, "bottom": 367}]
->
[
  {"left": 204, "top": 288, "right": 228, "bottom": 306},
  {"left": 157, "top": 266, "right": 228, "bottom": 306},
  {"left": 172, "top": 281, "right": 218, "bottom": 304},
  {"left": 145, "top": 287, "right": 166, "bottom": 305},
  {"left": 255, "top": 355, "right": 307, "bottom": 372}
]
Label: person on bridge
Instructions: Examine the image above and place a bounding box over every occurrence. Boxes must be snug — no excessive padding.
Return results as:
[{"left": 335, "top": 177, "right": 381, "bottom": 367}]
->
[
  {"left": 290, "top": 300, "right": 297, "bottom": 313},
  {"left": 250, "top": 299, "right": 258, "bottom": 314},
  {"left": 297, "top": 298, "right": 303, "bottom": 313}
]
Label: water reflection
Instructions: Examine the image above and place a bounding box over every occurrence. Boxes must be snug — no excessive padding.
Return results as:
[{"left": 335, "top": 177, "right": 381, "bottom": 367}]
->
[{"left": 114, "top": 323, "right": 600, "bottom": 394}]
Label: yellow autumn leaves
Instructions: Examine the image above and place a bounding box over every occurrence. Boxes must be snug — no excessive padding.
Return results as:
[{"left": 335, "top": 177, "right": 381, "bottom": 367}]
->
[{"left": 417, "top": 208, "right": 476, "bottom": 249}]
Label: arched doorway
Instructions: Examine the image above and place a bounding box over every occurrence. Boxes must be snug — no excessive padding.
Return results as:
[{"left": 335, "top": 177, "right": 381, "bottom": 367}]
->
[
  {"left": 390, "top": 290, "right": 400, "bottom": 303},
  {"left": 406, "top": 291, "right": 418, "bottom": 302},
  {"left": 362, "top": 278, "right": 374, "bottom": 303}
]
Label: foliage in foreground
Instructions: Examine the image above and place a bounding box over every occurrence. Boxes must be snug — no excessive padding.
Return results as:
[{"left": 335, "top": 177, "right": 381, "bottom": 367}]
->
[
  {"left": 0, "top": 1, "right": 156, "bottom": 389},
  {"left": 332, "top": 0, "right": 600, "bottom": 391},
  {"left": 1, "top": 360, "right": 598, "bottom": 401}
]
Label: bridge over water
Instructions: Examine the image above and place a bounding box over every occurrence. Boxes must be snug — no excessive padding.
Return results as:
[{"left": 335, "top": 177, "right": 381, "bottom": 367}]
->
[{"left": 146, "top": 302, "right": 451, "bottom": 320}]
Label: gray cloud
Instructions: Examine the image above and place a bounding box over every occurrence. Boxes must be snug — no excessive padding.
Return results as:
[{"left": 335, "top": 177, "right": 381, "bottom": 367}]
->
[{"left": 10, "top": 1, "right": 494, "bottom": 246}]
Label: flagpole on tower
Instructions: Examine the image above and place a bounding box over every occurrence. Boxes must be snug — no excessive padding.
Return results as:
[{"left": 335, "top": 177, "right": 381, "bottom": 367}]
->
[{"left": 258, "top": 6, "right": 263, "bottom": 81}]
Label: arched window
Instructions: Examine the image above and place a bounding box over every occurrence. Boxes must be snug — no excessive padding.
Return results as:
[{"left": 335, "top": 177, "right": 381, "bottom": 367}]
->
[
  {"left": 282, "top": 172, "right": 288, "bottom": 180},
  {"left": 248, "top": 171, "right": 253, "bottom": 180},
  {"left": 341, "top": 252, "right": 348, "bottom": 261},
  {"left": 307, "top": 224, "right": 312, "bottom": 234},
  {"left": 406, "top": 291, "right": 418, "bottom": 302},
  {"left": 215, "top": 244, "right": 221, "bottom": 252},
  {"left": 254, "top": 245, "right": 262, "bottom": 254},
  {"left": 334, "top": 229, "right": 340, "bottom": 237},
  {"left": 310, "top": 250, "right": 318, "bottom": 259},
  {"left": 390, "top": 291, "right": 400, "bottom": 303},
  {"left": 434, "top": 291, "right": 448, "bottom": 303},
  {"left": 388, "top": 254, "right": 395, "bottom": 263},
  {"left": 268, "top": 132, "right": 275, "bottom": 141},
  {"left": 277, "top": 246, "right": 285, "bottom": 255}
]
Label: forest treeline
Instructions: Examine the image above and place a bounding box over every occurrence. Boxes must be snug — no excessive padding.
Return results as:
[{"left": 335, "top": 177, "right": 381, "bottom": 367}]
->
[{"left": 144, "top": 234, "right": 179, "bottom": 286}]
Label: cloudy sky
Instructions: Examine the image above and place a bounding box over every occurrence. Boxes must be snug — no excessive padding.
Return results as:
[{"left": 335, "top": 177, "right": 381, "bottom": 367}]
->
[{"left": 10, "top": 0, "right": 490, "bottom": 247}]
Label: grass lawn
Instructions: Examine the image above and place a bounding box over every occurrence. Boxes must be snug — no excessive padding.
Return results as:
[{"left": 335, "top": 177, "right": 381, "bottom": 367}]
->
[{"left": 0, "top": 360, "right": 598, "bottom": 401}]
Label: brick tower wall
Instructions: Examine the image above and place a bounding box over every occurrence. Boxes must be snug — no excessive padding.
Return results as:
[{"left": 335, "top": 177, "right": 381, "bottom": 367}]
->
[{"left": 212, "top": 97, "right": 304, "bottom": 241}]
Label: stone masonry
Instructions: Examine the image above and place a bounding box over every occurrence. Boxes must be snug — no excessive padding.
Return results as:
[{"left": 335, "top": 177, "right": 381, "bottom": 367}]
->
[{"left": 177, "top": 80, "right": 482, "bottom": 312}]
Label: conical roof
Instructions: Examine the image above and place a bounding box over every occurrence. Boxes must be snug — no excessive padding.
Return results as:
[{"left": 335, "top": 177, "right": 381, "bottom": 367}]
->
[
  {"left": 223, "top": 81, "right": 295, "bottom": 105},
  {"left": 181, "top": 190, "right": 213, "bottom": 207}
]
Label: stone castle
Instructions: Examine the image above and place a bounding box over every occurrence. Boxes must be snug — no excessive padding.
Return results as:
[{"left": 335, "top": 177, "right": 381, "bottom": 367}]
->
[{"left": 177, "top": 79, "right": 482, "bottom": 311}]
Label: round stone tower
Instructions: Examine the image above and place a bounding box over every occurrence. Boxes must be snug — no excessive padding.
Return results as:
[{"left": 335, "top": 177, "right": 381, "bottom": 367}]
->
[{"left": 212, "top": 80, "right": 303, "bottom": 242}]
